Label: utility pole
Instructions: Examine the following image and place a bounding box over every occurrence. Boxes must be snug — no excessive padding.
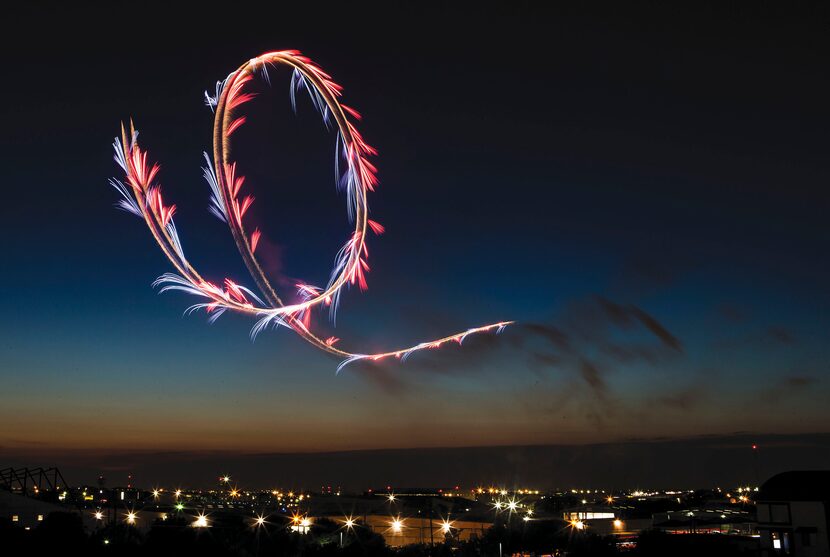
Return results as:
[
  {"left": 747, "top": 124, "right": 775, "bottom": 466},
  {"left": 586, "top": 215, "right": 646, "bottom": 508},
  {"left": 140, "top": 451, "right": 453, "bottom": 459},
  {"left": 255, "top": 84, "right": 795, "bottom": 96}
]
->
[{"left": 429, "top": 497, "right": 435, "bottom": 547}]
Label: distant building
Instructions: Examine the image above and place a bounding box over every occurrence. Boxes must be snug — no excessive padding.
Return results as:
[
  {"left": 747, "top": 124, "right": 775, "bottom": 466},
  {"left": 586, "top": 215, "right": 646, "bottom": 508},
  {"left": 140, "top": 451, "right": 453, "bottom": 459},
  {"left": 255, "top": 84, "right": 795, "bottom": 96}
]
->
[
  {"left": 757, "top": 471, "right": 830, "bottom": 556},
  {"left": 0, "top": 490, "right": 69, "bottom": 529},
  {"left": 354, "top": 515, "right": 491, "bottom": 547},
  {"left": 652, "top": 507, "right": 755, "bottom": 535},
  {"left": 562, "top": 504, "right": 651, "bottom": 536}
]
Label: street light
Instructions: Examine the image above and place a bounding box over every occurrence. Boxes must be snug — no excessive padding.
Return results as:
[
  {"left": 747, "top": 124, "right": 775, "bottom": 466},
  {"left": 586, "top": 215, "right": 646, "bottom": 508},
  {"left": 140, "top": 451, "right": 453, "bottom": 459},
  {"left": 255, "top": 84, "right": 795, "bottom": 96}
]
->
[{"left": 440, "top": 519, "right": 453, "bottom": 534}]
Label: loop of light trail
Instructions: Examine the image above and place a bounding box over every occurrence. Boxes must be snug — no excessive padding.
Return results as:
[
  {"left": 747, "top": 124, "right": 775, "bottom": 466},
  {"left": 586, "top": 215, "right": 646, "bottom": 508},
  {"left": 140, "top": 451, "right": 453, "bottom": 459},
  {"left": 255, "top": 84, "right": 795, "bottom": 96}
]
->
[{"left": 109, "top": 50, "right": 511, "bottom": 371}]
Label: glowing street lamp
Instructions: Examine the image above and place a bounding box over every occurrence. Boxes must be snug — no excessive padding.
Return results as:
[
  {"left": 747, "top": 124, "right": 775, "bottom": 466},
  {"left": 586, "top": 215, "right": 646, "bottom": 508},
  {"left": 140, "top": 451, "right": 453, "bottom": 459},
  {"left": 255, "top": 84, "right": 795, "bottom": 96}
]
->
[
  {"left": 391, "top": 518, "right": 403, "bottom": 534},
  {"left": 194, "top": 514, "right": 208, "bottom": 528},
  {"left": 126, "top": 512, "right": 137, "bottom": 525},
  {"left": 175, "top": 503, "right": 184, "bottom": 511},
  {"left": 440, "top": 520, "right": 453, "bottom": 534},
  {"left": 254, "top": 515, "right": 266, "bottom": 527},
  {"left": 387, "top": 493, "right": 397, "bottom": 503},
  {"left": 152, "top": 489, "right": 160, "bottom": 499},
  {"left": 94, "top": 511, "right": 104, "bottom": 521}
]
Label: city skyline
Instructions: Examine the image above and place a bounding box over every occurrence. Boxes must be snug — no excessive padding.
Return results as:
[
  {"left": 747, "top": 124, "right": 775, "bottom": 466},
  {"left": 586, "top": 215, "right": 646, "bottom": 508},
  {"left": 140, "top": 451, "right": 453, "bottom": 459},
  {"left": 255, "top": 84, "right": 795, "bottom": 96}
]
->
[{"left": 0, "top": 4, "right": 828, "bottom": 483}]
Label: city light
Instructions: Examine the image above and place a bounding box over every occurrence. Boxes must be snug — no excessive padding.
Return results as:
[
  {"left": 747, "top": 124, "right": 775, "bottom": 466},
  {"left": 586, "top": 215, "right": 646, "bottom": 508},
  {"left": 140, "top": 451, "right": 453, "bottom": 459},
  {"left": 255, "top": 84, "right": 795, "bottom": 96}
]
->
[
  {"left": 507, "top": 499, "right": 518, "bottom": 512},
  {"left": 152, "top": 489, "right": 160, "bottom": 498},
  {"left": 570, "top": 520, "right": 585, "bottom": 530},
  {"left": 194, "top": 514, "right": 209, "bottom": 528},
  {"left": 344, "top": 517, "right": 356, "bottom": 529},
  {"left": 391, "top": 518, "right": 403, "bottom": 533},
  {"left": 175, "top": 489, "right": 182, "bottom": 498},
  {"left": 254, "top": 515, "right": 266, "bottom": 527},
  {"left": 613, "top": 519, "right": 623, "bottom": 528},
  {"left": 387, "top": 494, "right": 396, "bottom": 503},
  {"left": 175, "top": 503, "right": 184, "bottom": 511},
  {"left": 440, "top": 519, "right": 453, "bottom": 534},
  {"left": 222, "top": 475, "right": 231, "bottom": 483},
  {"left": 126, "top": 512, "right": 137, "bottom": 524},
  {"left": 300, "top": 518, "right": 311, "bottom": 528},
  {"left": 94, "top": 511, "right": 103, "bottom": 520}
]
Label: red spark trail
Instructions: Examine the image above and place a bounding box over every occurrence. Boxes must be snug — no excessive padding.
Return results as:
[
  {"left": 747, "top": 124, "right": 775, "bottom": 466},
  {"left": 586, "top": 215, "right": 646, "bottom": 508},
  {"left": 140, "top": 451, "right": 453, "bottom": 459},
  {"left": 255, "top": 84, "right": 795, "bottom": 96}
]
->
[{"left": 110, "top": 50, "right": 511, "bottom": 371}]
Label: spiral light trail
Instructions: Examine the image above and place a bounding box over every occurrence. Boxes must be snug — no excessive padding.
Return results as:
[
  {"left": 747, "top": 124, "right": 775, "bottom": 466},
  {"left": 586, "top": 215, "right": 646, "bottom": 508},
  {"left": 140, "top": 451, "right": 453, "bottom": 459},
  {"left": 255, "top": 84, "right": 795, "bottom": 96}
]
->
[{"left": 109, "top": 50, "right": 511, "bottom": 371}]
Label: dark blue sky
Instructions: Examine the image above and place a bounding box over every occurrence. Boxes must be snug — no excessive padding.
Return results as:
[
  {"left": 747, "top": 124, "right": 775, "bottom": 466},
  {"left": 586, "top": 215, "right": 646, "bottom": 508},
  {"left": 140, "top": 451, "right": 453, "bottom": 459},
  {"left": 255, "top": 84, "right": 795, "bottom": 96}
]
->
[{"left": 0, "top": 4, "right": 828, "bottom": 457}]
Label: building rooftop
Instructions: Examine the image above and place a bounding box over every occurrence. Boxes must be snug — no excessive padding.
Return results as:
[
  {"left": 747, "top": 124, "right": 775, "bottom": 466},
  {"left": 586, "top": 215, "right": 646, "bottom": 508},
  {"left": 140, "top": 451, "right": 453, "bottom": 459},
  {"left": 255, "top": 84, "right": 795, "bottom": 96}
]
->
[{"left": 758, "top": 471, "right": 830, "bottom": 502}]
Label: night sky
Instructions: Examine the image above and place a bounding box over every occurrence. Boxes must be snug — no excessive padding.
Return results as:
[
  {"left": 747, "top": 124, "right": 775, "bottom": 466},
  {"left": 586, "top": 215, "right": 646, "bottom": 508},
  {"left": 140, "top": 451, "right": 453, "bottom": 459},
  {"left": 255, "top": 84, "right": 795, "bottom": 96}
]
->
[{"left": 1, "top": 4, "right": 828, "bottom": 486}]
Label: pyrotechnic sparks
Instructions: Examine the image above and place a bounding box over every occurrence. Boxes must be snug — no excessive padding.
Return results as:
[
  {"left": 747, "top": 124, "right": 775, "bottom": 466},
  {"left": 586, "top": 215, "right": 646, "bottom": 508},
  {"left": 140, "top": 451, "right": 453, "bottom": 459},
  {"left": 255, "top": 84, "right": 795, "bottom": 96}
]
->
[{"left": 109, "top": 50, "right": 511, "bottom": 371}]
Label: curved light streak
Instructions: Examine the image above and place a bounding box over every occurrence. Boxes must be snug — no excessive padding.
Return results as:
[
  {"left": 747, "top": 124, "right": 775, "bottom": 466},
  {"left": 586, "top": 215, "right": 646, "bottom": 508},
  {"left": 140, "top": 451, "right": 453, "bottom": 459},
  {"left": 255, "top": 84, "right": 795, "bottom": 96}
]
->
[{"left": 110, "top": 50, "right": 511, "bottom": 371}]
